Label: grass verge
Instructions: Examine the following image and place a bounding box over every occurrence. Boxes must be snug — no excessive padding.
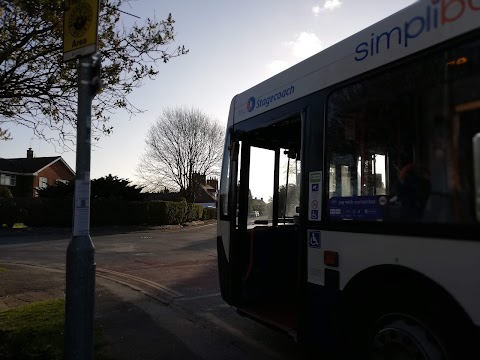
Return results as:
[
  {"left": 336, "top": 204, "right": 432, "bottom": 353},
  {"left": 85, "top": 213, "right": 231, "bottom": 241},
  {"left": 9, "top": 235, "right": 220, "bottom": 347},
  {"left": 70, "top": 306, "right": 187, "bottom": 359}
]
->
[
  {"left": 0, "top": 268, "right": 7, "bottom": 273},
  {"left": 0, "top": 299, "right": 112, "bottom": 360}
]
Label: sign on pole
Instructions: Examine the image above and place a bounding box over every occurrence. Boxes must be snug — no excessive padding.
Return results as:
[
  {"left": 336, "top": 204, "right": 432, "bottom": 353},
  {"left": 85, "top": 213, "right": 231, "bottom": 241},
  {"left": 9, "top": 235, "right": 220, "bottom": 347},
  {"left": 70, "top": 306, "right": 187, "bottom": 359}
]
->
[{"left": 63, "top": 0, "right": 100, "bottom": 62}]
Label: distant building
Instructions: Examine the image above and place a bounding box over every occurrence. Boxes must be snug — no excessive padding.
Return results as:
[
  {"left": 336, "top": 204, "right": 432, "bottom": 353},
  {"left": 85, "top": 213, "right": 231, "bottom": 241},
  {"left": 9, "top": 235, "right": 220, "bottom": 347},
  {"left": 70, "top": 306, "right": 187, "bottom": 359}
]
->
[
  {"left": 250, "top": 196, "right": 267, "bottom": 216},
  {"left": 143, "top": 173, "right": 218, "bottom": 207},
  {"left": 0, "top": 148, "right": 75, "bottom": 197},
  {"left": 193, "top": 174, "right": 218, "bottom": 208}
]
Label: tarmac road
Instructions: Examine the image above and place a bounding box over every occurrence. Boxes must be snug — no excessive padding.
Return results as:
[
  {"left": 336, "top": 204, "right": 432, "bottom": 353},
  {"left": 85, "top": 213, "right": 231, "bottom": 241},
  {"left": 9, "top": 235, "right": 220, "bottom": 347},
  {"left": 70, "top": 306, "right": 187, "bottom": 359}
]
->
[{"left": 0, "top": 223, "right": 314, "bottom": 359}]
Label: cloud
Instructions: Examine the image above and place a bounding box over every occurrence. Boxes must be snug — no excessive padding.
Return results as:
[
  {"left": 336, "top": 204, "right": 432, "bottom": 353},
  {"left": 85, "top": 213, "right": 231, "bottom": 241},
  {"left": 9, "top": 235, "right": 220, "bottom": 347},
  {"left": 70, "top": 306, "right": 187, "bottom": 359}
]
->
[
  {"left": 266, "top": 60, "right": 290, "bottom": 77},
  {"left": 324, "top": 0, "right": 342, "bottom": 10},
  {"left": 265, "top": 32, "right": 323, "bottom": 77},
  {"left": 290, "top": 32, "right": 323, "bottom": 59},
  {"left": 313, "top": 0, "right": 342, "bottom": 15}
]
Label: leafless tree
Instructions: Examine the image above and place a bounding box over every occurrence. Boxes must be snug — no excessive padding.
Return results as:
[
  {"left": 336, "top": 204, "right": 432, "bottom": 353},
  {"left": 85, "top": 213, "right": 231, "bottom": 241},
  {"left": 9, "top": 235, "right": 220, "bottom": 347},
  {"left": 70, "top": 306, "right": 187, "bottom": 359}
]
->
[
  {"left": 136, "top": 107, "right": 224, "bottom": 202},
  {"left": 0, "top": 0, "right": 188, "bottom": 147}
]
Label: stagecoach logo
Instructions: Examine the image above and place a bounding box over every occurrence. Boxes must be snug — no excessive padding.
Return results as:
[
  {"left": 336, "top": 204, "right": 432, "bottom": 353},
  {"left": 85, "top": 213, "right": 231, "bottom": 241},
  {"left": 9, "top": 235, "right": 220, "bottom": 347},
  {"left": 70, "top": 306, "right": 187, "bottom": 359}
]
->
[
  {"left": 246, "top": 85, "right": 296, "bottom": 113},
  {"left": 354, "top": 0, "right": 480, "bottom": 62},
  {"left": 247, "top": 97, "right": 256, "bottom": 112}
]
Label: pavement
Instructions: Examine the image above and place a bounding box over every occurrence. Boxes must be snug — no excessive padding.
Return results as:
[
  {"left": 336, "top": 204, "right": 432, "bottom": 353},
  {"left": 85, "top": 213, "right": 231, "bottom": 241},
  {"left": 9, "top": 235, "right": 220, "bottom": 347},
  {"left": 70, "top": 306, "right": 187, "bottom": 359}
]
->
[{"left": 0, "top": 263, "right": 181, "bottom": 359}]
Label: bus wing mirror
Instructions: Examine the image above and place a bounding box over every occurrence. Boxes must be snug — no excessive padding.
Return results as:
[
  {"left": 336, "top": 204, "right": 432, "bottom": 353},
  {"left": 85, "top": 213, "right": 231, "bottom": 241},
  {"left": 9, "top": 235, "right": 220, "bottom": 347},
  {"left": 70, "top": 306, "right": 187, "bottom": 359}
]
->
[{"left": 474, "top": 133, "right": 480, "bottom": 222}]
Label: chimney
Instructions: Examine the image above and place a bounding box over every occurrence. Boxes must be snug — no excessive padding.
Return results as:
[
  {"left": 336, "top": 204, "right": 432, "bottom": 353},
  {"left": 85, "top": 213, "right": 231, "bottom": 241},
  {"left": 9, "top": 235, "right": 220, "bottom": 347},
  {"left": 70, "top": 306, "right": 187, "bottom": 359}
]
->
[
  {"left": 193, "top": 173, "right": 207, "bottom": 186},
  {"left": 206, "top": 177, "right": 218, "bottom": 191},
  {"left": 27, "top": 148, "right": 34, "bottom": 159}
]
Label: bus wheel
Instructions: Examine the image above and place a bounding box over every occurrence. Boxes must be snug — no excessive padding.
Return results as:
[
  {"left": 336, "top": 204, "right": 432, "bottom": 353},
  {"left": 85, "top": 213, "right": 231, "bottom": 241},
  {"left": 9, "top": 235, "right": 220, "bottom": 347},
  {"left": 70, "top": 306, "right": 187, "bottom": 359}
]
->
[{"left": 370, "top": 314, "right": 446, "bottom": 360}]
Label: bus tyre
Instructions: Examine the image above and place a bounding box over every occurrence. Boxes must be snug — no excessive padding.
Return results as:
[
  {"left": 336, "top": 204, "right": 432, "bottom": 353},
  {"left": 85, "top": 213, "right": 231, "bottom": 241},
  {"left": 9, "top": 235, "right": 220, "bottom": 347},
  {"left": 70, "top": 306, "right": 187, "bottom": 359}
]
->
[
  {"left": 339, "top": 279, "right": 475, "bottom": 360},
  {"left": 370, "top": 314, "right": 446, "bottom": 360}
]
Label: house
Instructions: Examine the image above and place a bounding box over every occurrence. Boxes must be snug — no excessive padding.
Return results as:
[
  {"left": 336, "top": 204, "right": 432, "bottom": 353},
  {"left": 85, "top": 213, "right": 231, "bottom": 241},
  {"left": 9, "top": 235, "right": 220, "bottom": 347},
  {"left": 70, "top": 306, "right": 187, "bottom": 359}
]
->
[
  {"left": 250, "top": 196, "right": 267, "bottom": 216},
  {"left": 0, "top": 148, "right": 75, "bottom": 197},
  {"left": 144, "top": 174, "right": 218, "bottom": 208},
  {"left": 193, "top": 174, "right": 218, "bottom": 208}
]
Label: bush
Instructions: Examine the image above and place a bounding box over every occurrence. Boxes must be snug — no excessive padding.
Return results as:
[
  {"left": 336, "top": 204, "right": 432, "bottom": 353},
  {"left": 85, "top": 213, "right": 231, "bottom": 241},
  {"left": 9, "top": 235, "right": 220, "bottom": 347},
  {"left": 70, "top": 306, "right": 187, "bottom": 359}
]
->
[
  {"left": 165, "top": 201, "right": 188, "bottom": 224},
  {"left": 203, "top": 207, "right": 217, "bottom": 220},
  {"left": 0, "top": 198, "right": 212, "bottom": 227},
  {"left": 91, "top": 200, "right": 134, "bottom": 226},
  {"left": 6, "top": 198, "right": 72, "bottom": 227},
  {"left": 184, "top": 203, "right": 203, "bottom": 222},
  {"left": 0, "top": 197, "right": 17, "bottom": 227},
  {"left": 146, "top": 201, "right": 168, "bottom": 225}
]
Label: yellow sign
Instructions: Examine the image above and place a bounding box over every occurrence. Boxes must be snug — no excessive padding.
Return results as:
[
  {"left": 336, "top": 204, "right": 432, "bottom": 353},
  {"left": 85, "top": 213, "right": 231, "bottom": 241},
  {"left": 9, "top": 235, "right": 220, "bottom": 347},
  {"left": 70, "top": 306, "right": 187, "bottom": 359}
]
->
[{"left": 63, "top": 0, "right": 100, "bottom": 62}]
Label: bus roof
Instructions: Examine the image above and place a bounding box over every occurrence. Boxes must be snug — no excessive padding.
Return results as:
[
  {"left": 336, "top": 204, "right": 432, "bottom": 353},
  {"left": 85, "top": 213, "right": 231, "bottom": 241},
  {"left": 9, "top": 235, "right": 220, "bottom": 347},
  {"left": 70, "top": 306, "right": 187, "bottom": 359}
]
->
[{"left": 228, "top": 0, "right": 479, "bottom": 127}]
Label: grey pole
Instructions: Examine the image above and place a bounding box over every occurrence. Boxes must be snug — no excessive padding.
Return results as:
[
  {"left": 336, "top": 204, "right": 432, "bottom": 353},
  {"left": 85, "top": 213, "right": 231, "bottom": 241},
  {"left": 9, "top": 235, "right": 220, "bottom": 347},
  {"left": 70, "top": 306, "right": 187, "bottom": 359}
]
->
[{"left": 64, "top": 55, "right": 97, "bottom": 360}]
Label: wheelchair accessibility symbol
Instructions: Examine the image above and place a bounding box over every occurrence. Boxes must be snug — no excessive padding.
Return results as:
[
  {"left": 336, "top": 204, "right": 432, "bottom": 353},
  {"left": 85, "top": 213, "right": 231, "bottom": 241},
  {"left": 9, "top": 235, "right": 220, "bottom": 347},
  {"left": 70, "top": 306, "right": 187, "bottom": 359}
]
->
[{"left": 309, "top": 230, "right": 321, "bottom": 248}]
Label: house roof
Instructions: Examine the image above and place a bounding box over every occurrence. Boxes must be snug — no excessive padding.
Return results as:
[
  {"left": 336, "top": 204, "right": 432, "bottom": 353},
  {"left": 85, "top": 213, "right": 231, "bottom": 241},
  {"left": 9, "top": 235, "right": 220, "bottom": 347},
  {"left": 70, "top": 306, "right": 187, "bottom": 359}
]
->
[
  {"left": 0, "top": 157, "right": 75, "bottom": 176},
  {"left": 195, "top": 185, "right": 217, "bottom": 204}
]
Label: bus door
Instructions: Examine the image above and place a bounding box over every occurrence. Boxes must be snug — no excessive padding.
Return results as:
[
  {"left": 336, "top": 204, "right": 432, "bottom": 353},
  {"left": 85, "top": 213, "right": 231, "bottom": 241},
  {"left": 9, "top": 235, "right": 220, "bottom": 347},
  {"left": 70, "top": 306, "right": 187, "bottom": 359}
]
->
[
  {"left": 231, "top": 116, "right": 303, "bottom": 332},
  {"left": 217, "top": 134, "right": 243, "bottom": 305}
]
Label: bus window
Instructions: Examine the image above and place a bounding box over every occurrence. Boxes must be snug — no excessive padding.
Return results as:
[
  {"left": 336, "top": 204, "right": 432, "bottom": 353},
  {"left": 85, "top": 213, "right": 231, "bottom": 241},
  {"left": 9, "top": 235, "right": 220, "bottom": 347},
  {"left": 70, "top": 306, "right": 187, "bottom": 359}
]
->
[
  {"left": 219, "top": 131, "right": 232, "bottom": 218},
  {"left": 248, "top": 147, "right": 275, "bottom": 225},
  {"left": 326, "top": 38, "right": 480, "bottom": 223},
  {"left": 279, "top": 148, "right": 300, "bottom": 221}
]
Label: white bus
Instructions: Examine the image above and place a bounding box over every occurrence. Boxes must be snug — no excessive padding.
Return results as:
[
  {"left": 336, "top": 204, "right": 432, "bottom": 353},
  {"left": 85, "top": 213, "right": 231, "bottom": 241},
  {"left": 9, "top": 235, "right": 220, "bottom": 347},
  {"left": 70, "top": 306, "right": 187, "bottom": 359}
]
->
[{"left": 217, "top": 1, "right": 480, "bottom": 359}]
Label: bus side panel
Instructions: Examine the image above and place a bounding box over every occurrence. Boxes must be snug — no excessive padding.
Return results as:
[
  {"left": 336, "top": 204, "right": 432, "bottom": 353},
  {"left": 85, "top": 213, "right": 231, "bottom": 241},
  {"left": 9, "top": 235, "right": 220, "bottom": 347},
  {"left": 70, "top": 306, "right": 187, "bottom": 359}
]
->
[
  {"left": 299, "top": 91, "right": 328, "bottom": 344},
  {"left": 218, "top": 220, "right": 230, "bottom": 262},
  {"left": 308, "top": 231, "right": 480, "bottom": 328},
  {"left": 305, "top": 283, "right": 340, "bottom": 352},
  {"left": 217, "top": 230, "right": 233, "bottom": 304}
]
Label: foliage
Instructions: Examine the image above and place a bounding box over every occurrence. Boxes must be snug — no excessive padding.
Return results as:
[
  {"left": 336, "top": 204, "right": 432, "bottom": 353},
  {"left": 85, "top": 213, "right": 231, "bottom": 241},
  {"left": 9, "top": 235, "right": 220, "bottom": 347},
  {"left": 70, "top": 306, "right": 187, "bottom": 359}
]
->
[
  {"left": 142, "top": 200, "right": 205, "bottom": 225},
  {"left": 203, "top": 207, "right": 216, "bottom": 220},
  {"left": 278, "top": 184, "right": 299, "bottom": 218},
  {"left": 91, "top": 174, "right": 145, "bottom": 200},
  {"left": 0, "top": 196, "right": 17, "bottom": 227},
  {"left": 185, "top": 202, "right": 203, "bottom": 222},
  {"left": 0, "top": 0, "right": 188, "bottom": 146},
  {"left": 0, "top": 128, "right": 12, "bottom": 140},
  {"left": 136, "top": 106, "right": 224, "bottom": 202},
  {"left": 36, "top": 174, "right": 145, "bottom": 200},
  {"left": 0, "top": 299, "right": 111, "bottom": 360},
  {"left": 265, "top": 184, "right": 299, "bottom": 219},
  {"left": 1, "top": 197, "right": 213, "bottom": 227},
  {"left": 11, "top": 198, "right": 72, "bottom": 226},
  {"left": 91, "top": 199, "right": 140, "bottom": 225},
  {"left": 0, "top": 188, "right": 13, "bottom": 198},
  {"left": 35, "top": 180, "right": 75, "bottom": 199}
]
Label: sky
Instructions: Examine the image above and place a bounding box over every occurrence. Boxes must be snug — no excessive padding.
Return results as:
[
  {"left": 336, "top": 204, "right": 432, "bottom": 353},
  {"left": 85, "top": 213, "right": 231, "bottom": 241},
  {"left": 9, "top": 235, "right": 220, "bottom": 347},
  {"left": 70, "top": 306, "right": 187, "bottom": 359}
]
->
[{"left": 0, "top": 0, "right": 417, "bottom": 190}]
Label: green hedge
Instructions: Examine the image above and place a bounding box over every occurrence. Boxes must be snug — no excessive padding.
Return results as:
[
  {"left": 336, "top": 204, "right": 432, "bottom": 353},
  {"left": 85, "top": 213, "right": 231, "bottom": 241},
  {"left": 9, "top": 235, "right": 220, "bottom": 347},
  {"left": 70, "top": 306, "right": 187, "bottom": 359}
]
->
[
  {"left": 0, "top": 198, "right": 215, "bottom": 228},
  {"left": 203, "top": 207, "right": 216, "bottom": 220},
  {"left": 0, "top": 198, "right": 72, "bottom": 227}
]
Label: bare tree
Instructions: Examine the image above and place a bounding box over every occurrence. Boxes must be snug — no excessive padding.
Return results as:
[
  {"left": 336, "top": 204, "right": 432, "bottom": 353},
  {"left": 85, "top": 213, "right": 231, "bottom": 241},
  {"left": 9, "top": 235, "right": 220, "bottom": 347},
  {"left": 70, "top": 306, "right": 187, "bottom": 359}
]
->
[
  {"left": 0, "top": 0, "right": 188, "bottom": 147},
  {"left": 136, "top": 107, "right": 224, "bottom": 202}
]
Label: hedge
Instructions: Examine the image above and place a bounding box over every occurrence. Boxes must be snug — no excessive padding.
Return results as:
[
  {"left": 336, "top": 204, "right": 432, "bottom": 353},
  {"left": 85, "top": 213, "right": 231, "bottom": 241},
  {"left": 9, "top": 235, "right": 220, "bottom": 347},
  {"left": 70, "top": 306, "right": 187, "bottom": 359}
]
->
[{"left": 0, "top": 198, "right": 216, "bottom": 228}]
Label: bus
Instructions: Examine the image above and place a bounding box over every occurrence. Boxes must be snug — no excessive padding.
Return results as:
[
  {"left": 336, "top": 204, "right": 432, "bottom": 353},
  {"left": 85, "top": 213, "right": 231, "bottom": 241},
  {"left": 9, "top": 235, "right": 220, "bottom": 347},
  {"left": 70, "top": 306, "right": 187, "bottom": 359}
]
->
[{"left": 217, "top": 1, "right": 480, "bottom": 358}]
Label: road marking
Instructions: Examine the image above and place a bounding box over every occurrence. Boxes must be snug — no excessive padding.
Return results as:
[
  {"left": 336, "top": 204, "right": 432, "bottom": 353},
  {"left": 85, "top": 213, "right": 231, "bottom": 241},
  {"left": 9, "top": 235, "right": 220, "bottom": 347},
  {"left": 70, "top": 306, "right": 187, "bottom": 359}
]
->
[
  {"left": 0, "top": 261, "right": 184, "bottom": 298},
  {"left": 96, "top": 268, "right": 184, "bottom": 298},
  {"left": 176, "top": 293, "right": 221, "bottom": 301}
]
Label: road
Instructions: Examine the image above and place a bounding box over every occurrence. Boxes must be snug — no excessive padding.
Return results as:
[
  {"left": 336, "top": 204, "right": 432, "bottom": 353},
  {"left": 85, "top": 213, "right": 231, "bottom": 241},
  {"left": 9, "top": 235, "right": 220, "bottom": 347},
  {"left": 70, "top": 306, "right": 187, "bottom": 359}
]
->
[{"left": 0, "top": 224, "right": 313, "bottom": 359}]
